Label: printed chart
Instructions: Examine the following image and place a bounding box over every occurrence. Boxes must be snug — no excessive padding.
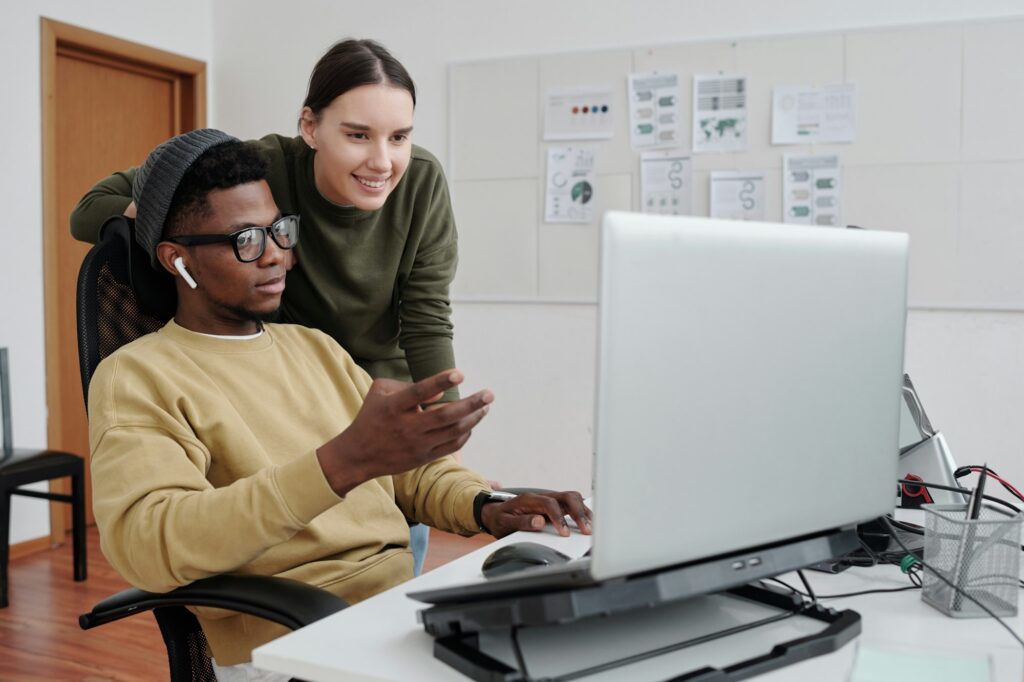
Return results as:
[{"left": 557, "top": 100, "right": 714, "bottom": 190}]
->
[{"left": 783, "top": 154, "right": 841, "bottom": 226}]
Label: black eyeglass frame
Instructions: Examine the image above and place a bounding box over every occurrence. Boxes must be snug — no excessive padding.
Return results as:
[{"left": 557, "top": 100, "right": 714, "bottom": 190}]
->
[{"left": 166, "top": 214, "right": 300, "bottom": 263}]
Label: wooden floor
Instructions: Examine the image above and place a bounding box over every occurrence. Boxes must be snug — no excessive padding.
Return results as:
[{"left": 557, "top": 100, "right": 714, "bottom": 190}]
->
[{"left": 0, "top": 527, "right": 494, "bottom": 681}]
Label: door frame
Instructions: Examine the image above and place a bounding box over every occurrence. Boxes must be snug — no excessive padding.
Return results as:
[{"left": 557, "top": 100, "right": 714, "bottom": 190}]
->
[{"left": 40, "top": 18, "right": 206, "bottom": 544}]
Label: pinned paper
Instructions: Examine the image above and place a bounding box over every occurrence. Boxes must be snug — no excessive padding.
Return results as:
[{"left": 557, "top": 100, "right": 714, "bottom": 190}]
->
[
  {"left": 772, "top": 83, "right": 856, "bottom": 145},
  {"left": 545, "top": 147, "right": 596, "bottom": 223},
  {"left": 693, "top": 74, "right": 748, "bottom": 153},
  {"left": 544, "top": 86, "right": 615, "bottom": 141},
  {"left": 710, "top": 171, "right": 764, "bottom": 221},
  {"left": 628, "top": 72, "right": 681, "bottom": 150},
  {"left": 783, "top": 154, "right": 841, "bottom": 226},
  {"left": 641, "top": 150, "right": 692, "bottom": 216}
]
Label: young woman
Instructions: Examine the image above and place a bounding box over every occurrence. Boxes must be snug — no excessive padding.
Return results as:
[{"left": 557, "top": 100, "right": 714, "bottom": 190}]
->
[{"left": 71, "top": 39, "right": 463, "bottom": 576}]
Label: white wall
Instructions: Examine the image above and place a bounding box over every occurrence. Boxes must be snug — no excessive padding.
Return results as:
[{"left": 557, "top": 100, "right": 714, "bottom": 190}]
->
[
  {"left": 7, "top": 0, "right": 1023, "bottom": 545},
  {"left": 0, "top": 1, "right": 213, "bottom": 543},
  {"left": 212, "top": 0, "right": 1024, "bottom": 497},
  {"left": 212, "top": 0, "right": 1024, "bottom": 159}
]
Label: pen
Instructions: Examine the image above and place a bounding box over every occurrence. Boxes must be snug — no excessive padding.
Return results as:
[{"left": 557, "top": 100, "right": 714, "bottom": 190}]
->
[
  {"left": 969, "top": 464, "right": 989, "bottom": 520},
  {"left": 962, "top": 484, "right": 979, "bottom": 526},
  {"left": 949, "top": 464, "right": 988, "bottom": 612}
]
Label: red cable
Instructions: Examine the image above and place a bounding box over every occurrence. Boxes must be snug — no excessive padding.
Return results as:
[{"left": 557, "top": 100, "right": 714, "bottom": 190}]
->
[{"left": 970, "top": 467, "right": 1024, "bottom": 502}]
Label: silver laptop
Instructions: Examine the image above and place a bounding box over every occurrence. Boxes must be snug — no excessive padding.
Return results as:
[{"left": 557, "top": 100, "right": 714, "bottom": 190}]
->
[{"left": 411, "top": 212, "right": 908, "bottom": 605}]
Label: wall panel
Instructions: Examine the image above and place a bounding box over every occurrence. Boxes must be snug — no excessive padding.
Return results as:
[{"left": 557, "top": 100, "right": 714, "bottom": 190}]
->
[{"left": 451, "top": 18, "right": 1024, "bottom": 310}]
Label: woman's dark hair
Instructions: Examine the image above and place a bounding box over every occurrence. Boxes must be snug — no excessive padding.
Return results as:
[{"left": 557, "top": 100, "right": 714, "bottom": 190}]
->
[{"left": 302, "top": 39, "right": 416, "bottom": 121}]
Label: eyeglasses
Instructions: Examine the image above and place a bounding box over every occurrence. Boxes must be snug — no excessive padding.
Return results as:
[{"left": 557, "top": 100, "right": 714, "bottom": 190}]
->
[{"left": 167, "top": 215, "right": 300, "bottom": 263}]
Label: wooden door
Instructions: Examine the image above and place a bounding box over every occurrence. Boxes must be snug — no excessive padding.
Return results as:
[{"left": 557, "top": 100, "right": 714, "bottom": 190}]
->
[{"left": 41, "top": 19, "right": 205, "bottom": 540}]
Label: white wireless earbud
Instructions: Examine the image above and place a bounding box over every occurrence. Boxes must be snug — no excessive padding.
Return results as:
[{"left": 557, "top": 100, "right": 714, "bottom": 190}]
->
[{"left": 173, "top": 256, "right": 198, "bottom": 290}]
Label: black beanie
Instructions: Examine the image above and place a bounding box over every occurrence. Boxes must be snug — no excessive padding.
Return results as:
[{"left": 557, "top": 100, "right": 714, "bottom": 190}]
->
[{"left": 133, "top": 128, "right": 237, "bottom": 268}]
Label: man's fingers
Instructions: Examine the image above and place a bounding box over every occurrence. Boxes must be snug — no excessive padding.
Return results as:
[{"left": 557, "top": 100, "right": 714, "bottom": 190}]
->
[
  {"left": 538, "top": 497, "right": 571, "bottom": 537},
  {"left": 427, "top": 430, "right": 474, "bottom": 460},
  {"left": 425, "top": 391, "right": 494, "bottom": 429},
  {"left": 500, "top": 512, "right": 545, "bottom": 534},
  {"left": 506, "top": 495, "right": 569, "bottom": 537},
  {"left": 367, "top": 377, "right": 407, "bottom": 398},
  {"left": 396, "top": 370, "right": 465, "bottom": 411},
  {"left": 426, "top": 404, "right": 490, "bottom": 445},
  {"left": 561, "top": 493, "right": 593, "bottom": 535}
]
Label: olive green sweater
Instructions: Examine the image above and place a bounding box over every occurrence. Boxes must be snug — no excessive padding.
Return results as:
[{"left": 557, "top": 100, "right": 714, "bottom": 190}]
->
[
  {"left": 70, "top": 136, "right": 459, "bottom": 399},
  {"left": 88, "top": 321, "right": 488, "bottom": 665}
]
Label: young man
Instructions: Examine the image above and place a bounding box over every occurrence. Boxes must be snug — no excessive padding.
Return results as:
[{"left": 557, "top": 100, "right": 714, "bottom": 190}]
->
[{"left": 88, "top": 129, "right": 591, "bottom": 674}]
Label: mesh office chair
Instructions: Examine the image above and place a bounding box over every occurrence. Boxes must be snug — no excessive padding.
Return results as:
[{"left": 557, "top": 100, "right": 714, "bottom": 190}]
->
[
  {"left": 75, "top": 216, "right": 346, "bottom": 681},
  {"left": 75, "top": 215, "right": 543, "bottom": 680}
]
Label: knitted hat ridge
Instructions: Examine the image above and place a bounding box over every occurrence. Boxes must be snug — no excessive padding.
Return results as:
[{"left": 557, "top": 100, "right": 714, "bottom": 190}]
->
[{"left": 132, "top": 128, "right": 238, "bottom": 268}]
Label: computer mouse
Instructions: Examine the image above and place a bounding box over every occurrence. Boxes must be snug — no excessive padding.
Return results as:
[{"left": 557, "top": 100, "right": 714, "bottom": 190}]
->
[{"left": 481, "top": 542, "right": 572, "bottom": 579}]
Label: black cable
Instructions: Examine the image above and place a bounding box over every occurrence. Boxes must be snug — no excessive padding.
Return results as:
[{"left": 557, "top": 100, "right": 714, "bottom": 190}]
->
[
  {"left": 880, "top": 516, "right": 1024, "bottom": 649},
  {"left": 796, "top": 569, "right": 817, "bottom": 605},
  {"left": 767, "top": 576, "right": 921, "bottom": 600},
  {"left": 855, "top": 534, "right": 885, "bottom": 566},
  {"left": 820, "top": 585, "right": 920, "bottom": 599},
  {"left": 956, "top": 464, "right": 997, "bottom": 478},
  {"left": 509, "top": 626, "right": 532, "bottom": 681},
  {"left": 895, "top": 479, "right": 1024, "bottom": 553},
  {"left": 899, "top": 478, "right": 1021, "bottom": 514},
  {"left": 887, "top": 518, "right": 924, "bottom": 536},
  {"left": 955, "top": 465, "right": 1024, "bottom": 504},
  {"left": 770, "top": 577, "right": 921, "bottom": 598},
  {"left": 822, "top": 521, "right": 922, "bottom": 573},
  {"left": 768, "top": 577, "right": 801, "bottom": 595}
]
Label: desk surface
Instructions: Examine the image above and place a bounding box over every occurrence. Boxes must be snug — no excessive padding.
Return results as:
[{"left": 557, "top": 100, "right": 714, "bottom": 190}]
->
[{"left": 254, "top": 528, "right": 1023, "bottom": 681}]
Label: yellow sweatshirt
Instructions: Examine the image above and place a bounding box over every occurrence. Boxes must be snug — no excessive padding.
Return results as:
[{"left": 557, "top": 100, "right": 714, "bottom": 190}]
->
[{"left": 88, "top": 320, "right": 489, "bottom": 665}]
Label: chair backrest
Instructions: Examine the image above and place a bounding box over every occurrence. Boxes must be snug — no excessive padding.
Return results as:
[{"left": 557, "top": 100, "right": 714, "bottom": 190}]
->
[
  {"left": 76, "top": 216, "right": 173, "bottom": 410},
  {"left": 154, "top": 605, "right": 217, "bottom": 682},
  {"left": 76, "top": 216, "right": 213, "bottom": 682}
]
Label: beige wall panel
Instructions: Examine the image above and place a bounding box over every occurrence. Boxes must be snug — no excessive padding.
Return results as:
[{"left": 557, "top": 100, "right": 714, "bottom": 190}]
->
[
  {"left": 452, "top": 303, "right": 597, "bottom": 493},
  {"left": 449, "top": 17, "right": 1024, "bottom": 308},
  {"left": 692, "top": 170, "right": 711, "bottom": 217},
  {"left": 958, "top": 162, "right": 1024, "bottom": 305},
  {"left": 538, "top": 173, "right": 632, "bottom": 299},
  {"left": 760, "top": 167, "right": 783, "bottom": 223},
  {"left": 450, "top": 59, "right": 540, "bottom": 181},
  {"left": 843, "top": 165, "right": 961, "bottom": 304},
  {"left": 963, "top": 20, "right": 1024, "bottom": 161},
  {"left": 844, "top": 26, "right": 962, "bottom": 165},
  {"left": 451, "top": 178, "right": 538, "bottom": 297}
]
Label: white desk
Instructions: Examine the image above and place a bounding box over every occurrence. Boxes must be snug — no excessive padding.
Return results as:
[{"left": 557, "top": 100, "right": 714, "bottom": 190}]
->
[{"left": 254, "top": 529, "right": 1023, "bottom": 681}]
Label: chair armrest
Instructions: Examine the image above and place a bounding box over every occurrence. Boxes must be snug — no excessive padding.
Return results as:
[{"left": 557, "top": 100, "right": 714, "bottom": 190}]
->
[{"left": 79, "top": 574, "right": 346, "bottom": 631}]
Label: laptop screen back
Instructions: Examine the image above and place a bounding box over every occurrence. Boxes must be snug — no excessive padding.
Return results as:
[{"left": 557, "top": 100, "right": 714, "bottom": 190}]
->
[{"left": 591, "top": 213, "right": 908, "bottom": 581}]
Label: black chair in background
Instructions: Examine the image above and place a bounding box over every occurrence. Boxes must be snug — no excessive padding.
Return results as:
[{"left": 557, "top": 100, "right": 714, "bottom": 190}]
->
[
  {"left": 0, "top": 346, "right": 87, "bottom": 608},
  {"left": 76, "top": 216, "right": 346, "bottom": 682}
]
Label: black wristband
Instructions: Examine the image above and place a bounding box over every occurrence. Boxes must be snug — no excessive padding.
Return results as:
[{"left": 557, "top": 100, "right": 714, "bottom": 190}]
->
[{"left": 473, "top": 491, "right": 515, "bottom": 533}]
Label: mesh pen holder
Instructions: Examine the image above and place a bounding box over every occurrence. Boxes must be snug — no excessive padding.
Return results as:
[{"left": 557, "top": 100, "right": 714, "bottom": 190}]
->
[{"left": 921, "top": 503, "right": 1023, "bottom": 618}]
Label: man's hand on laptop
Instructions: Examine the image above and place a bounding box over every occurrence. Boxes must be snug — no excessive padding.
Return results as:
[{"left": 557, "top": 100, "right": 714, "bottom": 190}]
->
[
  {"left": 318, "top": 370, "right": 494, "bottom": 497},
  {"left": 480, "top": 491, "right": 592, "bottom": 538}
]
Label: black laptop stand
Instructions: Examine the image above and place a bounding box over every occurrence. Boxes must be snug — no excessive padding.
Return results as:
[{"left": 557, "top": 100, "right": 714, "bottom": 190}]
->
[{"left": 419, "top": 582, "right": 860, "bottom": 682}]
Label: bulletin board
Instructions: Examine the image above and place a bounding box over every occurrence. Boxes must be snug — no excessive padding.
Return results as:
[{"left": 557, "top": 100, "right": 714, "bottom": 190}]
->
[{"left": 447, "top": 19, "right": 1024, "bottom": 310}]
